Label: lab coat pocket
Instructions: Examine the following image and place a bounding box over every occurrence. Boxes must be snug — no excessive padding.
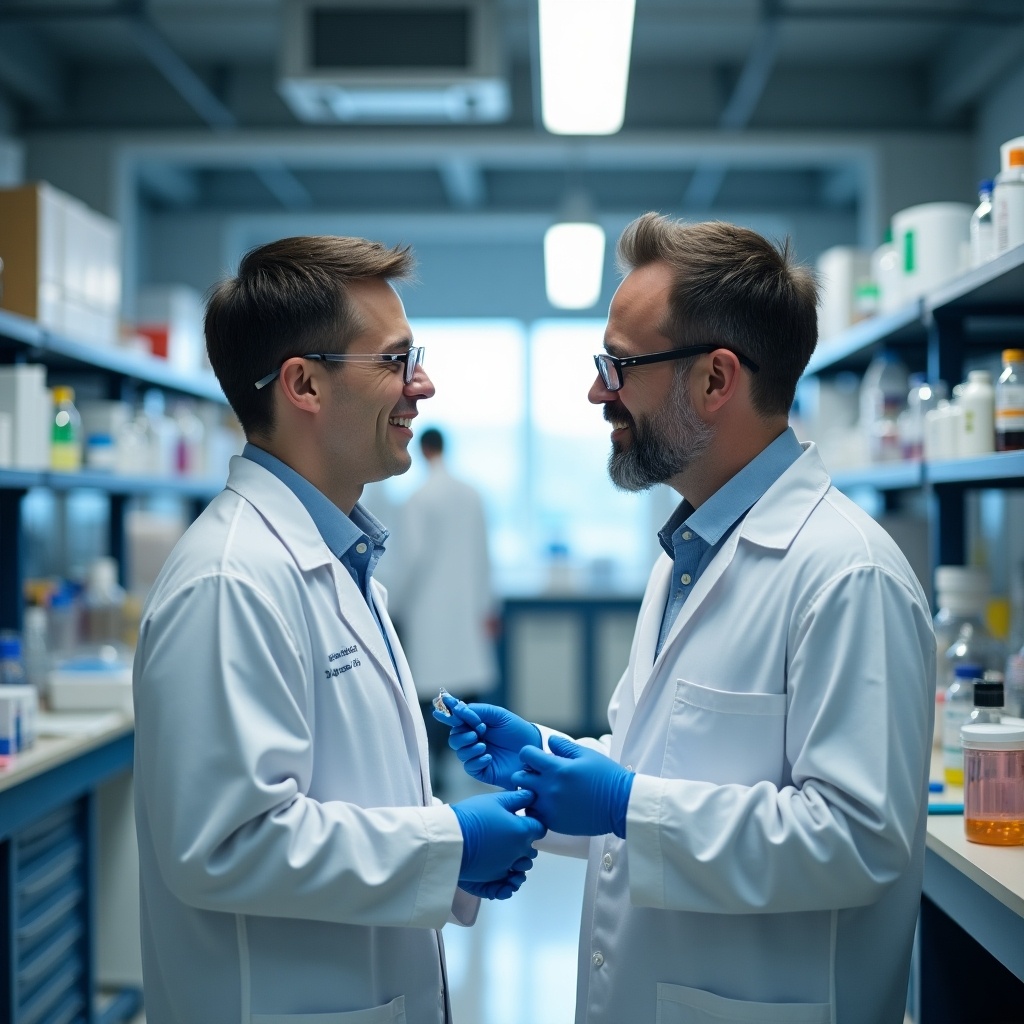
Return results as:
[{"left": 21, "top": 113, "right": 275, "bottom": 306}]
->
[
  {"left": 663, "top": 680, "right": 787, "bottom": 786},
  {"left": 656, "top": 982, "right": 830, "bottom": 1024},
  {"left": 252, "top": 994, "right": 406, "bottom": 1024}
]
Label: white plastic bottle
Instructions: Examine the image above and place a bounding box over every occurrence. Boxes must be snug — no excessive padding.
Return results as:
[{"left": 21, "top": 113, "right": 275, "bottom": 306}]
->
[
  {"left": 957, "top": 370, "right": 995, "bottom": 456},
  {"left": 969, "top": 179, "right": 995, "bottom": 268},
  {"left": 859, "top": 352, "right": 908, "bottom": 463},
  {"left": 83, "top": 556, "right": 127, "bottom": 647},
  {"left": 900, "top": 375, "right": 946, "bottom": 460}
]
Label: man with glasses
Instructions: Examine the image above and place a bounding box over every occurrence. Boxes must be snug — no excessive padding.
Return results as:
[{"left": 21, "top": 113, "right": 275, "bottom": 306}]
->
[
  {"left": 132, "top": 235, "right": 545, "bottom": 1024},
  {"left": 437, "top": 214, "right": 934, "bottom": 1023}
]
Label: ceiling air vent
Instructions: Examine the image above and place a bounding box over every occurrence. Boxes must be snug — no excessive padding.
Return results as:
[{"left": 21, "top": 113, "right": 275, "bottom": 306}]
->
[{"left": 279, "top": 0, "right": 509, "bottom": 123}]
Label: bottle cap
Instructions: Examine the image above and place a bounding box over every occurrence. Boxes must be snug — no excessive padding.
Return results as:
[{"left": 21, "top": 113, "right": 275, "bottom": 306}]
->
[
  {"left": 1002, "top": 349, "right": 1024, "bottom": 362},
  {"left": 961, "top": 722, "right": 1024, "bottom": 750},
  {"left": 978, "top": 178, "right": 994, "bottom": 195},
  {"left": 953, "top": 664, "right": 983, "bottom": 679},
  {"left": 973, "top": 680, "right": 1004, "bottom": 706},
  {"left": 52, "top": 385, "right": 76, "bottom": 404},
  {"left": 0, "top": 634, "right": 21, "bottom": 659}
]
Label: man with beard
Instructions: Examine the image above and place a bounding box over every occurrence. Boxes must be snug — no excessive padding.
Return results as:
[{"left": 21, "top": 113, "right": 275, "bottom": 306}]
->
[{"left": 435, "top": 213, "right": 935, "bottom": 1023}]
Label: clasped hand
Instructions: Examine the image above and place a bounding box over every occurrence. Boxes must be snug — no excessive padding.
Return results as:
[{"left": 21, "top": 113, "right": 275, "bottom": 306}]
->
[
  {"left": 451, "top": 789, "right": 546, "bottom": 900},
  {"left": 510, "top": 735, "right": 634, "bottom": 839}
]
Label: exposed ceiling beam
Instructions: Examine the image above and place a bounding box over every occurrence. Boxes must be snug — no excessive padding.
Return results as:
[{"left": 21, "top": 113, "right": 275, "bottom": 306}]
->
[
  {"left": 0, "top": 25, "right": 65, "bottom": 114},
  {"left": 136, "top": 162, "right": 199, "bottom": 207},
  {"left": 683, "top": 2, "right": 781, "bottom": 210},
  {"left": 252, "top": 164, "right": 313, "bottom": 210},
  {"left": 929, "top": 23, "right": 1024, "bottom": 121},
  {"left": 439, "top": 158, "right": 487, "bottom": 209}
]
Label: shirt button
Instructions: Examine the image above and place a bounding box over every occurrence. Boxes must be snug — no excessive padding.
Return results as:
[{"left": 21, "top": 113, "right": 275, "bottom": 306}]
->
[
  {"left": 355, "top": 542, "right": 368, "bottom": 554},
  {"left": 625, "top": 764, "right": 633, "bottom": 772},
  {"left": 680, "top": 573, "right": 691, "bottom": 585},
  {"left": 592, "top": 951, "right": 605, "bottom": 967},
  {"left": 682, "top": 531, "right": 693, "bottom": 541},
  {"left": 602, "top": 853, "right": 613, "bottom": 870}
]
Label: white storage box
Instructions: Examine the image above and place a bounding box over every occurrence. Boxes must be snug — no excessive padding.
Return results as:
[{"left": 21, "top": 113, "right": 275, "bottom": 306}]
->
[{"left": 48, "top": 652, "right": 133, "bottom": 716}]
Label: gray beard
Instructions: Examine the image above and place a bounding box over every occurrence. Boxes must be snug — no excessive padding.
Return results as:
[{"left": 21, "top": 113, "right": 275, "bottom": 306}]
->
[{"left": 607, "top": 371, "right": 714, "bottom": 492}]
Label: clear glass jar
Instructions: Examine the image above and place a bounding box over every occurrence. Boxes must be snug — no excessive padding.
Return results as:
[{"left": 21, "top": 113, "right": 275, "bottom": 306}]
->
[{"left": 944, "top": 665, "right": 982, "bottom": 786}]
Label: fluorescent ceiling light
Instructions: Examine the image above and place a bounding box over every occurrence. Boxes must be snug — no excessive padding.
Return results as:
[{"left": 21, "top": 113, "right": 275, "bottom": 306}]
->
[
  {"left": 539, "top": 0, "right": 636, "bottom": 135},
  {"left": 544, "top": 221, "right": 606, "bottom": 309}
]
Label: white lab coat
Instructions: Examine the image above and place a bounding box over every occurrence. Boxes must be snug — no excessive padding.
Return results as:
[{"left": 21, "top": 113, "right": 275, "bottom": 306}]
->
[
  {"left": 133, "top": 456, "right": 477, "bottom": 1024},
  {"left": 386, "top": 462, "right": 497, "bottom": 699},
  {"left": 544, "top": 443, "right": 935, "bottom": 1024}
]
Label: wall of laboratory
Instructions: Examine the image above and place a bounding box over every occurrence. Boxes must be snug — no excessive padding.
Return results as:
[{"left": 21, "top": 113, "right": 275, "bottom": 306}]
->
[{"left": 976, "top": 63, "right": 1024, "bottom": 182}]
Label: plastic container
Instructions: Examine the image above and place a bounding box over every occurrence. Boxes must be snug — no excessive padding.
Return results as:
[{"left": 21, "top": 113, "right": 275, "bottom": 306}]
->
[
  {"left": 923, "top": 400, "right": 958, "bottom": 461},
  {"left": 900, "top": 375, "right": 946, "bottom": 460},
  {"left": 859, "top": 352, "right": 908, "bottom": 463},
  {"left": 51, "top": 385, "right": 83, "bottom": 472},
  {"left": 83, "top": 557, "right": 126, "bottom": 646},
  {"left": 993, "top": 169, "right": 1024, "bottom": 256},
  {"left": 0, "top": 632, "right": 26, "bottom": 686},
  {"left": 870, "top": 232, "right": 902, "bottom": 313},
  {"left": 969, "top": 179, "right": 995, "bottom": 268},
  {"left": 891, "top": 202, "right": 972, "bottom": 299},
  {"left": 957, "top": 370, "right": 995, "bottom": 456},
  {"left": 995, "top": 349, "right": 1024, "bottom": 452},
  {"left": 961, "top": 722, "right": 1024, "bottom": 846},
  {"left": 943, "top": 665, "right": 982, "bottom": 786},
  {"left": 21, "top": 604, "right": 49, "bottom": 697}
]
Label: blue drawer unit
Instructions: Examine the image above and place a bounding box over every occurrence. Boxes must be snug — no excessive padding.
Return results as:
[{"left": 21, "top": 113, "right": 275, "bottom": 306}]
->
[
  {"left": 12, "top": 801, "right": 90, "bottom": 1024},
  {"left": 0, "top": 729, "right": 134, "bottom": 1024}
]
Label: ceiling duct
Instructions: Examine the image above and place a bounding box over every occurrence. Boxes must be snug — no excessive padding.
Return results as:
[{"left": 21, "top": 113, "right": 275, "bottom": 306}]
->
[{"left": 279, "top": 0, "right": 509, "bottom": 124}]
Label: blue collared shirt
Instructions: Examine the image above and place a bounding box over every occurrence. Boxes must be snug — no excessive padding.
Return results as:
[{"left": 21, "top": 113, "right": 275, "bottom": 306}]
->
[
  {"left": 655, "top": 428, "right": 804, "bottom": 656},
  {"left": 242, "top": 443, "right": 395, "bottom": 659}
]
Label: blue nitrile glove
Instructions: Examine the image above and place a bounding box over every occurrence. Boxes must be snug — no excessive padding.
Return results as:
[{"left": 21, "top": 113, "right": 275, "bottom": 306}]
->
[
  {"left": 458, "top": 853, "right": 536, "bottom": 901},
  {"left": 433, "top": 696, "right": 542, "bottom": 790},
  {"left": 510, "top": 734, "right": 634, "bottom": 838},
  {"left": 451, "top": 788, "right": 547, "bottom": 884}
]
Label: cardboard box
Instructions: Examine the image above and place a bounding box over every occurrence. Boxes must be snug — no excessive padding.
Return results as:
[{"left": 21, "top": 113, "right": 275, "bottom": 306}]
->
[{"left": 0, "top": 182, "right": 121, "bottom": 344}]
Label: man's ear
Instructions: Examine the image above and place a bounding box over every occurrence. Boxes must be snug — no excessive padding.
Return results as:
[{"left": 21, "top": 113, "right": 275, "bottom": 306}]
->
[
  {"left": 698, "top": 349, "right": 743, "bottom": 416},
  {"left": 278, "top": 357, "right": 322, "bottom": 415}
]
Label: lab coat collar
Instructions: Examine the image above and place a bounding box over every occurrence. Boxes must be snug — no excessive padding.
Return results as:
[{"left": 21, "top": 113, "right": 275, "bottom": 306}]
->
[
  {"left": 638, "top": 441, "right": 831, "bottom": 687},
  {"left": 225, "top": 455, "right": 338, "bottom": 574},
  {"left": 224, "top": 456, "right": 400, "bottom": 683}
]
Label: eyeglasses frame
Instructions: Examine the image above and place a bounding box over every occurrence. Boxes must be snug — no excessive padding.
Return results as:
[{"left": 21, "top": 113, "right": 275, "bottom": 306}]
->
[
  {"left": 593, "top": 344, "right": 760, "bottom": 392},
  {"left": 254, "top": 347, "right": 425, "bottom": 390}
]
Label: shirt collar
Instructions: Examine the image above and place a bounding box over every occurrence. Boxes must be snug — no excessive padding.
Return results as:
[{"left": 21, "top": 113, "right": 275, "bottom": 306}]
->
[
  {"left": 242, "top": 443, "right": 388, "bottom": 562},
  {"left": 658, "top": 427, "right": 803, "bottom": 556}
]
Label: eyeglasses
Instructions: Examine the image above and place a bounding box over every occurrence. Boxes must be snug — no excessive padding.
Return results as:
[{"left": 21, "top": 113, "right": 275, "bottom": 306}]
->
[
  {"left": 593, "top": 344, "right": 760, "bottom": 392},
  {"left": 254, "top": 347, "right": 426, "bottom": 390}
]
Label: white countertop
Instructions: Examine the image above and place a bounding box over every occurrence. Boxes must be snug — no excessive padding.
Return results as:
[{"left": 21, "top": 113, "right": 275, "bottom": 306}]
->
[{"left": 0, "top": 710, "right": 134, "bottom": 793}]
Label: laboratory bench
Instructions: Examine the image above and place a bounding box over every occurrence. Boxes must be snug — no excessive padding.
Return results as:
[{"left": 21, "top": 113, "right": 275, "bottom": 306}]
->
[
  {"left": 916, "top": 769, "right": 1024, "bottom": 1022},
  {"left": 0, "top": 711, "right": 141, "bottom": 1024}
]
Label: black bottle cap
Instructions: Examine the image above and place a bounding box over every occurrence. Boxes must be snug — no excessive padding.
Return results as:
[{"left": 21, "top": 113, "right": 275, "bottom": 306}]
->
[{"left": 973, "top": 680, "right": 1004, "bottom": 707}]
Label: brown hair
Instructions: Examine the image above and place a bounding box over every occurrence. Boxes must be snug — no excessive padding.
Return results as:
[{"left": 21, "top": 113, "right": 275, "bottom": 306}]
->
[
  {"left": 616, "top": 213, "right": 818, "bottom": 417},
  {"left": 205, "top": 235, "right": 415, "bottom": 437}
]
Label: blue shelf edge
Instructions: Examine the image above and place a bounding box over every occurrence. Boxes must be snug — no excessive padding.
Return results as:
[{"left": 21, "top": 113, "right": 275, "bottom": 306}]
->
[
  {"left": 830, "top": 461, "right": 924, "bottom": 491},
  {"left": 0, "top": 467, "right": 224, "bottom": 498},
  {"left": 0, "top": 307, "right": 226, "bottom": 404}
]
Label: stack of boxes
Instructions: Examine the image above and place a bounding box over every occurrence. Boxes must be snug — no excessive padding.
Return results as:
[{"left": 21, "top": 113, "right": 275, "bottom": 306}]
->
[{"left": 0, "top": 181, "right": 121, "bottom": 346}]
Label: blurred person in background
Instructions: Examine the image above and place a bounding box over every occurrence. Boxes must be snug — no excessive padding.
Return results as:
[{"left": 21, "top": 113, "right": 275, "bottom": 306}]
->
[{"left": 387, "top": 427, "right": 498, "bottom": 793}]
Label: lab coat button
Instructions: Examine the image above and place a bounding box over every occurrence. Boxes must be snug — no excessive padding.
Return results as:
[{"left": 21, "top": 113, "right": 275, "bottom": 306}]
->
[
  {"left": 682, "top": 531, "right": 693, "bottom": 541},
  {"left": 602, "top": 853, "right": 613, "bottom": 870},
  {"left": 355, "top": 542, "right": 368, "bottom": 554},
  {"left": 625, "top": 764, "right": 633, "bottom": 772},
  {"left": 592, "top": 951, "right": 605, "bottom": 967},
  {"left": 681, "top": 573, "right": 691, "bottom": 585}
]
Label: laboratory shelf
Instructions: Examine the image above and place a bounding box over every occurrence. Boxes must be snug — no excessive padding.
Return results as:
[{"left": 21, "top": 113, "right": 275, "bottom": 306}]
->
[
  {"left": 0, "top": 307, "right": 226, "bottom": 404},
  {"left": 830, "top": 461, "right": 924, "bottom": 492},
  {"left": 925, "top": 450, "right": 1024, "bottom": 487},
  {"left": 805, "top": 243, "right": 1024, "bottom": 377},
  {"left": 805, "top": 301, "right": 923, "bottom": 375},
  {"left": 0, "top": 467, "right": 223, "bottom": 499}
]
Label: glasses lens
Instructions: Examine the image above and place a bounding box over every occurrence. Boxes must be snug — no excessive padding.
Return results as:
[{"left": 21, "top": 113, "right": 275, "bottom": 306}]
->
[
  {"left": 596, "top": 355, "right": 620, "bottom": 391},
  {"left": 404, "top": 347, "right": 424, "bottom": 383}
]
